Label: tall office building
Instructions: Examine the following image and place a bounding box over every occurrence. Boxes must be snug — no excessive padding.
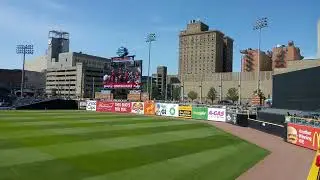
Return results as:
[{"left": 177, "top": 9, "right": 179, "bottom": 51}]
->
[
  {"left": 156, "top": 66, "right": 167, "bottom": 98},
  {"left": 179, "top": 20, "right": 233, "bottom": 81},
  {"left": 47, "top": 30, "right": 70, "bottom": 64}
]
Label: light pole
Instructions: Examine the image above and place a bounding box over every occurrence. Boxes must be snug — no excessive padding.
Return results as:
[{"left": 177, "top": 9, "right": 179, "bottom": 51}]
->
[
  {"left": 16, "top": 44, "right": 34, "bottom": 98},
  {"left": 253, "top": 17, "right": 268, "bottom": 94},
  {"left": 146, "top": 33, "right": 156, "bottom": 100},
  {"left": 238, "top": 55, "right": 243, "bottom": 105}
]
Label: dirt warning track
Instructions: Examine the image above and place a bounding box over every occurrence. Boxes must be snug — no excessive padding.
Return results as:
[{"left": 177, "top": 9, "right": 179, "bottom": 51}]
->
[{"left": 210, "top": 122, "right": 314, "bottom": 180}]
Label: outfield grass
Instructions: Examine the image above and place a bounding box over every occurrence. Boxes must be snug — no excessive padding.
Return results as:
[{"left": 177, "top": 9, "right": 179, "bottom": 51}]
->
[{"left": 0, "top": 111, "right": 269, "bottom": 180}]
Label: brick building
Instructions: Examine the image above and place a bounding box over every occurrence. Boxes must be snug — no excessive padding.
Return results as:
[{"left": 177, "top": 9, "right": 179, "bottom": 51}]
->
[
  {"left": 272, "top": 41, "right": 303, "bottom": 69},
  {"left": 240, "top": 48, "right": 272, "bottom": 72},
  {"left": 179, "top": 20, "right": 233, "bottom": 82}
]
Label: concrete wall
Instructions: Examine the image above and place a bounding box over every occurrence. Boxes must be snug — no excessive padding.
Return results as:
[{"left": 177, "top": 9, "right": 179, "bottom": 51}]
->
[{"left": 182, "top": 71, "right": 273, "bottom": 103}]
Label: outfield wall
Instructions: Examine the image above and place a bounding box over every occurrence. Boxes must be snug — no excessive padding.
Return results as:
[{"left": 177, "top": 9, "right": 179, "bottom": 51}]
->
[{"left": 86, "top": 100, "right": 227, "bottom": 122}]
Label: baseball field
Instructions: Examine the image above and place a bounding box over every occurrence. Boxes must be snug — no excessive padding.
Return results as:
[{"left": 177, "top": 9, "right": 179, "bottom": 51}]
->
[{"left": 0, "top": 111, "right": 268, "bottom": 180}]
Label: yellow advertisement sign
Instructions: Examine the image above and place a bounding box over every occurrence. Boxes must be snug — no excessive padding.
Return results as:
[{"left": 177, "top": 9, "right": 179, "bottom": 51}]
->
[{"left": 178, "top": 105, "right": 192, "bottom": 119}]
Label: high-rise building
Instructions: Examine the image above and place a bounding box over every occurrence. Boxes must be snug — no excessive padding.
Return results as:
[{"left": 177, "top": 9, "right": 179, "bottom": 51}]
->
[
  {"left": 272, "top": 41, "right": 303, "bottom": 69},
  {"left": 179, "top": 20, "right": 233, "bottom": 81},
  {"left": 47, "top": 31, "right": 70, "bottom": 65},
  {"left": 317, "top": 19, "right": 320, "bottom": 58},
  {"left": 156, "top": 66, "right": 167, "bottom": 98},
  {"left": 223, "top": 36, "right": 233, "bottom": 72},
  {"left": 240, "top": 48, "right": 272, "bottom": 72}
]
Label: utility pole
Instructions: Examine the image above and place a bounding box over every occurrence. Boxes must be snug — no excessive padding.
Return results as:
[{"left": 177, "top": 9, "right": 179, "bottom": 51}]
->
[{"left": 16, "top": 45, "right": 34, "bottom": 98}]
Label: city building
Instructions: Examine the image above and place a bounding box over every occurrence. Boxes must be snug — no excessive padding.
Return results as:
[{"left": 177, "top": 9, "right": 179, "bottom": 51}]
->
[
  {"left": 45, "top": 30, "right": 110, "bottom": 98},
  {"left": 223, "top": 37, "right": 233, "bottom": 72},
  {"left": 156, "top": 66, "right": 167, "bottom": 98},
  {"left": 240, "top": 48, "right": 272, "bottom": 72},
  {"left": 179, "top": 20, "right": 234, "bottom": 82},
  {"left": 46, "top": 52, "right": 110, "bottom": 98},
  {"left": 25, "top": 56, "right": 47, "bottom": 72},
  {"left": 271, "top": 41, "right": 303, "bottom": 69}
]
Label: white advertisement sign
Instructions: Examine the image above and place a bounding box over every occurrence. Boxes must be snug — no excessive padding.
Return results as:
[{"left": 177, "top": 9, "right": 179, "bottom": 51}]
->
[
  {"left": 156, "top": 103, "right": 167, "bottom": 116},
  {"left": 207, "top": 108, "right": 226, "bottom": 122},
  {"left": 131, "top": 102, "right": 144, "bottom": 115},
  {"left": 165, "top": 103, "right": 179, "bottom": 117},
  {"left": 86, "top": 100, "right": 97, "bottom": 111}
]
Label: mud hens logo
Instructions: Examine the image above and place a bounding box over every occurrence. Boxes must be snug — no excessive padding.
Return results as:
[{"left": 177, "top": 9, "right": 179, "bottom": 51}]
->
[{"left": 132, "top": 103, "right": 143, "bottom": 113}]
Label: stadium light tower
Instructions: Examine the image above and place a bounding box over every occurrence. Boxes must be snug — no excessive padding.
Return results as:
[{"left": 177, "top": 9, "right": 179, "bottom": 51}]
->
[
  {"left": 146, "top": 33, "right": 156, "bottom": 100},
  {"left": 253, "top": 17, "right": 268, "bottom": 94},
  {"left": 16, "top": 44, "right": 34, "bottom": 98}
]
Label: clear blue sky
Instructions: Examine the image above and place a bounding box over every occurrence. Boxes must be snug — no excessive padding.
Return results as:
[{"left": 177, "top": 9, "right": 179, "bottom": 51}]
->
[{"left": 0, "top": 0, "right": 319, "bottom": 75}]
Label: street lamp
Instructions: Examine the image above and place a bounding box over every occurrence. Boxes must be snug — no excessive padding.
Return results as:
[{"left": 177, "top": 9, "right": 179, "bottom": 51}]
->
[
  {"left": 16, "top": 44, "right": 34, "bottom": 97},
  {"left": 253, "top": 17, "right": 268, "bottom": 94},
  {"left": 146, "top": 33, "right": 156, "bottom": 100}
]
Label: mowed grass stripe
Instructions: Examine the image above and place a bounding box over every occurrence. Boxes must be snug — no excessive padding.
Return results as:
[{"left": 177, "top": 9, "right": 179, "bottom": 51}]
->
[
  {"left": 0, "top": 120, "right": 197, "bottom": 139},
  {"left": 173, "top": 144, "right": 269, "bottom": 180},
  {"left": 84, "top": 142, "right": 250, "bottom": 180},
  {"left": 0, "top": 114, "right": 149, "bottom": 122},
  {"left": 0, "top": 123, "right": 208, "bottom": 149},
  {"left": 0, "top": 128, "right": 220, "bottom": 167},
  {"left": 0, "top": 135, "right": 239, "bottom": 180},
  {"left": 0, "top": 118, "right": 175, "bottom": 132}
]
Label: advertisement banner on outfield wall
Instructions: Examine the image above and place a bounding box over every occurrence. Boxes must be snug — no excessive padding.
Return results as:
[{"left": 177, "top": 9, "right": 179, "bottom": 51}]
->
[
  {"left": 166, "top": 103, "right": 179, "bottom": 117},
  {"left": 144, "top": 101, "right": 155, "bottom": 115},
  {"left": 114, "top": 102, "right": 131, "bottom": 113},
  {"left": 287, "top": 123, "right": 320, "bottom": 151},
  {"left": 192, "top": 107, "right": 208, "bottom": 120},
  {"left": 207, "top": 108, "right": 226, "bottom": 122},
  {"left": 96, "top": 101, "right": 115, "bottom": 112},
  {"left": 86, "top": 100, "right": 96, "bottom": 111},
  {"left": 179, "top": 105, "right": 192, "bottom": 119},
  {"left": 156, "top": 103, "right": 167, "bottom": 116},
  {"left": 79, "top": 101, "right": 87, "bottom": 110},
  {"left": 156, "top": 103, "right": 166, "bottom": 116},
  {"left": 131, "top": 102, "right": 144, "bottom": 114}
]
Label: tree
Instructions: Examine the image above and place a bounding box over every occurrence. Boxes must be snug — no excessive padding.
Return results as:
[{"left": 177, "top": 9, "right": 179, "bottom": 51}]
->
[
  {"left": 207, "top": 87, "right": 217, "bottom": 104},
  {"left": 187, "top": 91, "right": 198, "bottom": 101},
  {"left": 226, "top": 88, "right": 239, "bottom": 102}
]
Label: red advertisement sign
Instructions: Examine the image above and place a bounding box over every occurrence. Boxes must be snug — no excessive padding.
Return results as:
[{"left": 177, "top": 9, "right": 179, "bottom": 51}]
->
[
  {"left": 287, "top": 123, "right": 320, "bottom": 151},
  {"left": 96, "top": 101, "right": 115, "bottom": 112},
  {"left": 114, "top": 102, "right": 132, "bottom": 113}
]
